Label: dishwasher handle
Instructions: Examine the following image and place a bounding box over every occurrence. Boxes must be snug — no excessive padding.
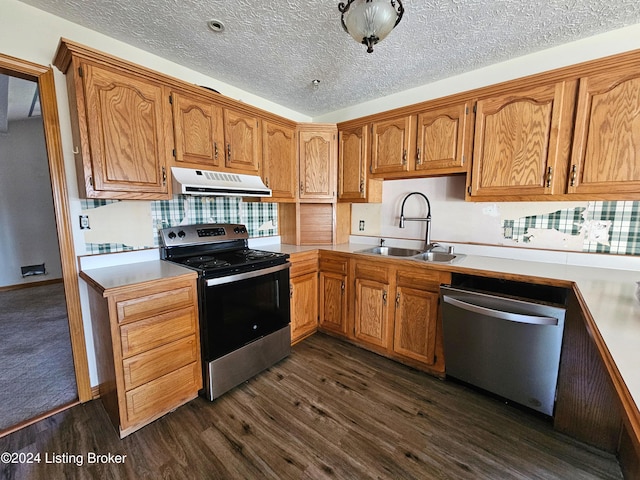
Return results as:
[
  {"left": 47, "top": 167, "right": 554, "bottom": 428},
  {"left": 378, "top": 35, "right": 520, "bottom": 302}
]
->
[{"left": 442, "top": 294, "right": 559, "bottom": 326}]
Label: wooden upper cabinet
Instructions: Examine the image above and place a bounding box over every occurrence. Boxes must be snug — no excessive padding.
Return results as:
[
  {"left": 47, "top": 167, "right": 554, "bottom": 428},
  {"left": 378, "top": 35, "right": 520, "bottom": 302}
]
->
[
  {"left": 338, "top": 124, "right": 381, "bottom": 202},
  {"left": 416, "top": 102, "right": 472, "bottom": 173},
  {"left": 298, "top": 124, "right": 337, "bottom": 201},
  {"left": 569, "top": 69, "right": 640, "bottom": 196},
  {"left": 469, "top": 81, "right": 573, "bottom": 198},
  {"left": 170, "top": 90, "right": 224, "bottom": 167},
  {"left": 262, "top": 121, "right": 297, "bottom": 201},
  {"left": 370, "top": 115, "right": 416, "bottom": 175},
  {"left": 76, "top": 62, "right": 170, "bottom": 198},
  {"left": 223, "top": 108, "right": 261, "bottom": 174}
]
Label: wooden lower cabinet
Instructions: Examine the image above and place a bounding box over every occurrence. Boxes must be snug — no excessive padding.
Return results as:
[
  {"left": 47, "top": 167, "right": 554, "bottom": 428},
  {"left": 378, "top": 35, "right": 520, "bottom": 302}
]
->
[
  {"left": 289, "top": 251, "right": 319, "bottom": 344},
  {"left": 86, "top": 274, "right": 202, "bottom": 438},
  {"left": 392, "top": 267, "right": 448, "bottom": 373},
  {"left": 352, "top": 260, "right": 392, "bottom": 352},
  {"left": 349, "top": 257, "right": 448, "bottom": 375},
  {"left": 318, "top": 252, "right": 349, "bottom": 336}
]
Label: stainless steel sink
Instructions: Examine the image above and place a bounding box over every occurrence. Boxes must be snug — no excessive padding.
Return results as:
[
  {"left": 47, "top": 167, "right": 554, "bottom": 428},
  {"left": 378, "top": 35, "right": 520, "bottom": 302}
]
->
[
  {"left": 413, "top": 251, "right": 465, "bottom": 263},
  {"left": 357, "top": 246, "right": 423, "bottom": 257}
]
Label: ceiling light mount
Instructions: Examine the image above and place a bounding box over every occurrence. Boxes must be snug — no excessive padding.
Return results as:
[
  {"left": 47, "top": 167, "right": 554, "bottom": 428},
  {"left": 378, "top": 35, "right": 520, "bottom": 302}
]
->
[
  {"left": 338, "top": 0, "right": 404, "bottom": 53},
  {"left": 207, "top": 19, "right": 225, "bottom": 32}
]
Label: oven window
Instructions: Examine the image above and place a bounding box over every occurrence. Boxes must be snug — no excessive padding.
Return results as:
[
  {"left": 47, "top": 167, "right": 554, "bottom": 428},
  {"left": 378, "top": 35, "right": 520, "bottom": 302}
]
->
[{"left": 204, "top": 268, "right": 290, "bottom": 359}]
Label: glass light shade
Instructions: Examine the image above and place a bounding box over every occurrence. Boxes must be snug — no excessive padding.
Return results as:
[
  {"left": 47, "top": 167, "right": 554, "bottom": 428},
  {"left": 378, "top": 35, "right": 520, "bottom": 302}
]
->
[{"left": 341, "top": 0, "right": 402, "bottom": 53}]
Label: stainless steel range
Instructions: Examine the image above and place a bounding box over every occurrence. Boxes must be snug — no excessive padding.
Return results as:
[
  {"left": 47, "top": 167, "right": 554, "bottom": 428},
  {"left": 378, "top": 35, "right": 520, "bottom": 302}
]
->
[{"left": 160, "top": 223, "right": 291, "bottom": 400}]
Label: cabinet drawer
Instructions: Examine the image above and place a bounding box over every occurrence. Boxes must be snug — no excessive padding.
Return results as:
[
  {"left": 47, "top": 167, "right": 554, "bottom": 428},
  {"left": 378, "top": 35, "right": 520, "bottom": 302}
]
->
[
  {"left": 122, "top": 335, "right": 199, "bottom": 390},
  {"left": 125, "top": 362, "right": 201, "bottom": 425},
  {"left": 319, "top": 255, "right": 348, "bottom": 274},
  {"left": 116, "top": 285, "right": 195, "bottom": 324},
  {"left": 120, "top": 307, "right": 197, "bottom": 358}
]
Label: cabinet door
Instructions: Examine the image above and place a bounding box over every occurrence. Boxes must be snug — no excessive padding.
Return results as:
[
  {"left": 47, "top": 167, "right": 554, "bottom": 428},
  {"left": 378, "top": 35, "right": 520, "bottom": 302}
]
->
[
  {"left": 299, "top": 128, "right": 336, "bottom": 200},
  {"left": 223, "top": 108, "right": 261, "bottom": 173},
  {"left": 82, "top": 62, "right": 169, "bottom": 196},
  {"left": 262, "top": 121, "right": 297, "bottom": 200},
  {"left": 290, "top": 272, "right": 318, "bottom": 343},
  {"left": 470, "top": 82, "right": 571, "bottom": 198},
  {"left": 352, "top": 261, "right": 391, "bottom": 350},
  {"left": 569, "top": 70, "right": 640, "bottom": 195},
  {"left": 338, "top": 125, "right": 369, "bottom": 201},
  {"left": 393, "top": 286, "right": 439, "bottom": 366},
  {"left": 170, "top": 91, "right": 224, "bottom": 167},
  {"left": 416, "top": 102, "right": 471, "bottom": 173},
  {"left": 371, "top": 116, "right": 416, "bottom": 175},
  {"left": 319, "top": 270, "right": 347, "bottom": 336}
]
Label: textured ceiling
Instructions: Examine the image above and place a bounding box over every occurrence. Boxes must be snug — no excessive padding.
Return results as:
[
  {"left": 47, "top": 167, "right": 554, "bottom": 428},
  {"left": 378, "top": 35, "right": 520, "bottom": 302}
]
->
[{"left": 16, "top": 0, "right": 640, "bottom": 117}]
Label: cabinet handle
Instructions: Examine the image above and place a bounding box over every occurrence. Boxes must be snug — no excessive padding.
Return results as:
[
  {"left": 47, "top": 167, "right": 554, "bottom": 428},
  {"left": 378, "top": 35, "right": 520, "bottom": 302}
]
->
[
  {"left": 570, "top": 164, "right": 577, "bottom": 187},
  {"left": 227, "top": 144, "right": 231, "bottom": 162},
  {"left": 265, "top": 177, "right": 269, "bottom": 187},
  {"left": 300, "top": 181, "right": 304, "bottom": 195},
  {"left": 416, "top": 147, "right": 421, "bottom": 165},
  {"left": 214, "top": 142, "right": 219, "bottom": 160},
  {"left": 396, "top": 292, "right": 400, "bottom": 306},
  {"left": 289, "top": 283, "right": 293, "bottom": 298},
  {"left": 162, "top": 166, "right": 167, "bottom": 186},
  {"left": 341, "top": 281, "right": 345, "bottom": 294},
  {"left": 359, "top": 179, "right": 364, "bottom": 193},
  {"left": 545, "top": 166, "right": 553, "bottom": 188},
  {"left": 402, "top": 150, "right": 407, "bottom": 165},
  {"left": 382, "top": 290, "right": 387, "bottom": 306}
]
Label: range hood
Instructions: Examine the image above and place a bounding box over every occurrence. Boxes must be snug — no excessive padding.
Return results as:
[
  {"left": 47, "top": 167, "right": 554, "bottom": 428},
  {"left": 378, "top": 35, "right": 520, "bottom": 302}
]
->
[{"left": 171, "top": 167, "right": 272, "bottom": 198}]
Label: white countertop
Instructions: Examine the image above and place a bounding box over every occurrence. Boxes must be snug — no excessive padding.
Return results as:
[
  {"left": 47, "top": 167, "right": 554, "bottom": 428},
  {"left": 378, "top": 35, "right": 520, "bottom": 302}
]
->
[{"left": 265, "top": 241, "right": 640, "bottom": 417}]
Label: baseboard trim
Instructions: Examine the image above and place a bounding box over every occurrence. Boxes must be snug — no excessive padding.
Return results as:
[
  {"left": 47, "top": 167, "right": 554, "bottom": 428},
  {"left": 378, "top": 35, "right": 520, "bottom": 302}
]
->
[{"left": 0, "top": 278, "right": 63, "bottom": 292}]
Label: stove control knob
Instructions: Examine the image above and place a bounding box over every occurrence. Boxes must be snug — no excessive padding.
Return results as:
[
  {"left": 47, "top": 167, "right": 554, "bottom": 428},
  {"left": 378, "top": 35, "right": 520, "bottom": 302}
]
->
[
  {"left": 167, "top": 231, "right": 177, "bottom": 239},
  {"left": 178, "top": 230, "right": 186, "bottom": 238},
  {"left": 239, "top": 226, "right": 247, "bottom": 234},
  {"left": 234, "top": 227, "right": 240, "bottom": 234}
]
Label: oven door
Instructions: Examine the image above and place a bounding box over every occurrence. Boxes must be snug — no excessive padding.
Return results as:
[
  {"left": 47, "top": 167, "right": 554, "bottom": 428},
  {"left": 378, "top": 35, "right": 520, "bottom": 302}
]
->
[{"left": 202, "top": 262, "right": 291, "bottom": 360}]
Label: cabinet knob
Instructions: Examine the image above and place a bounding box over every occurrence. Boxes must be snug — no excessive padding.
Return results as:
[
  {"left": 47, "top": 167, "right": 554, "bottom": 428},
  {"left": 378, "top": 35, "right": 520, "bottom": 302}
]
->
[
  {"left": 402, "top": 150, "right": 407, "bottom": 165},
  {"left": 416, "top": 147, "right": 421, "bottom": 165},
  {"left": 162, "top": 166, "right": 167, "bottom": 186},
  {"left": 382, "top": 290, "right": 388, "bottom": 306},
  {"left": 227, "top": 144, "right": 231, "bottom": 162},
  {"left": 359, "top": 180, "right": 364, "bottom": 193},
  {"left": 214, "top": 142, "right": 219, "bottom": 160}
]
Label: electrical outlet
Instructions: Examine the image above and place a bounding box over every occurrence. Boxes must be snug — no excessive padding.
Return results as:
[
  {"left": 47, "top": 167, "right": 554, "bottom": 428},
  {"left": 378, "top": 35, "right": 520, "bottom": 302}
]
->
[
  {"left": 79, "top": 215, "right": 90, "bottom": 230},
  {"left": 359, "top": 220, "right": 365, "bottom": 231},
  {"left": 503, "top": 226, "right": 513, "bottom": 238}
]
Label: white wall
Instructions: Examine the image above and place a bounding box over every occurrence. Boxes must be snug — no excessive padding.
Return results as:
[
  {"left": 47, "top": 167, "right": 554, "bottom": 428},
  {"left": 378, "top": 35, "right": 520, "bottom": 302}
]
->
[{"left": 0, "top": 117, "right": 62, "bottom": 286}]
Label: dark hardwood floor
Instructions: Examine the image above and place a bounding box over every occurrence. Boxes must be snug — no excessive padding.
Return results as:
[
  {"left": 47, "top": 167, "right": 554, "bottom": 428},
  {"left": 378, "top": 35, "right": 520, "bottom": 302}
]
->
[{"left": 0, "top": 333, "right": 622, "bottom": 479}]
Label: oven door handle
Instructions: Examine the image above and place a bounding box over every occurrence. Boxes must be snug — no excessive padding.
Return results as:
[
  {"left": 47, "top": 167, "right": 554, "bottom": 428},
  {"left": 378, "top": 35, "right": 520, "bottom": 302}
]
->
[{"left": 206, "top": 262, "right": 291, "bottom": 286}]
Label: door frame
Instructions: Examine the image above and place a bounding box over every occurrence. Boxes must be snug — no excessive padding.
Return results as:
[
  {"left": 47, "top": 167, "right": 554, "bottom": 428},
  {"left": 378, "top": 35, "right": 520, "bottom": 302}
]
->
[{"left": 0, "top": 53, "right": 91, "bottom": 402}]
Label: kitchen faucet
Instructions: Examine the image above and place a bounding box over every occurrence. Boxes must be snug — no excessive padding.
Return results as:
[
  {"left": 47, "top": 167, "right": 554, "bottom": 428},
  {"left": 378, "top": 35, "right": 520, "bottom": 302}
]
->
[{"left": 399, "top": 191, "right": 437, "bottom": 252}]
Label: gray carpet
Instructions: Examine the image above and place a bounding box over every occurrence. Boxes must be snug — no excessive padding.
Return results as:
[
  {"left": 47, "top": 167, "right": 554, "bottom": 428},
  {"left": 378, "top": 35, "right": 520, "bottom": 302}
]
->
[{"left": 0, "top": 282, "right": 78, "bottom": 431}]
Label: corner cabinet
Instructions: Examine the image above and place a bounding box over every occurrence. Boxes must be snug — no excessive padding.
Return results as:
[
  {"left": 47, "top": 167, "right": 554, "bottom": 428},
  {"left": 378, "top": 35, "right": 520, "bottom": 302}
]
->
[
  {"left": 82, "top": 270, "right": 202, "bottom": 438},
  {"left": 298, "top": 124, "right": 337, "bottom": 201},
  {"left": 54, "top": 43, "right": 171, "bottom": 199}
]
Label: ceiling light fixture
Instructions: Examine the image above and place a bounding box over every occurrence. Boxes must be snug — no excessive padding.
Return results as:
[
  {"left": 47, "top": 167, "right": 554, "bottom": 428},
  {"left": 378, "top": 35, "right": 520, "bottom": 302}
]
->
[{"left": 338, "top": 0, "right": 404, "bottom": 53}]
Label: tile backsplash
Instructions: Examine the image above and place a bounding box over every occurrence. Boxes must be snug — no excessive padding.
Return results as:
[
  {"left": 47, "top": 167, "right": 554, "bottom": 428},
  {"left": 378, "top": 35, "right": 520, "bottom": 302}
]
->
[{"left": 81, "top": 196, "right": 278, "bottom": 254}]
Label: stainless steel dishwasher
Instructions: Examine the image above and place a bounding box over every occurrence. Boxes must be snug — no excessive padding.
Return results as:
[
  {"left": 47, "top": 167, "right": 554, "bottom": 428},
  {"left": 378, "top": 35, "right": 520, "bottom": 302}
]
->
[{"left": 440, "top": 275, "right": 567, "bottom": 416}]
